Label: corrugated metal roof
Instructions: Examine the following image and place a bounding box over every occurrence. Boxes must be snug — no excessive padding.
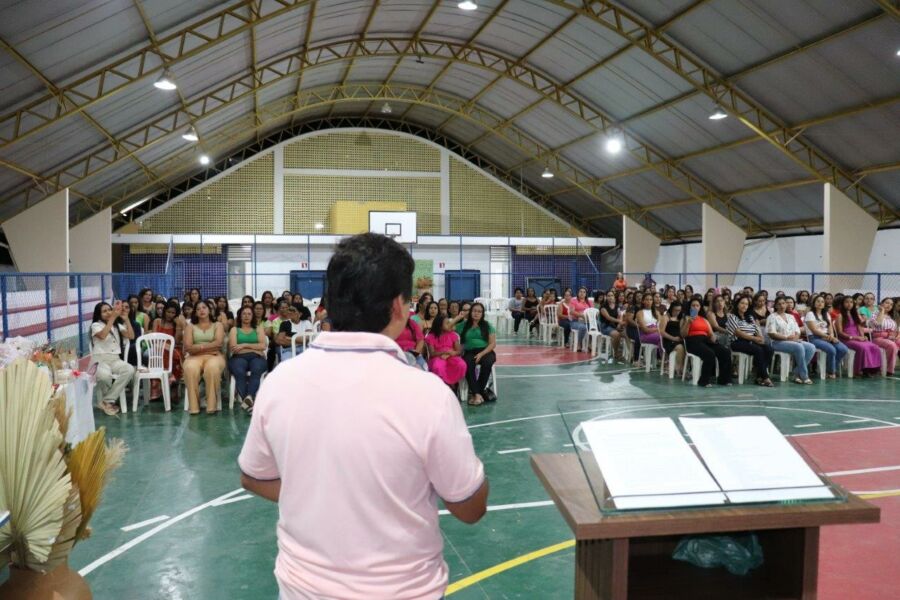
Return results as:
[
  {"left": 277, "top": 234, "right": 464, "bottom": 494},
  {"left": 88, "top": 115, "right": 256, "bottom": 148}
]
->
[{"left": 0, "top": 0, "right": 896, "bottom": 238}]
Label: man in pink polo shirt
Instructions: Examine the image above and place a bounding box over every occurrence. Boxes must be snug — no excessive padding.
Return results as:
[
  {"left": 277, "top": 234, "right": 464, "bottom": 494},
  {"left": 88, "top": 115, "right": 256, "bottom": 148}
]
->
[{"left": 239, "top": 233, "right": 488, "bottom": 599}]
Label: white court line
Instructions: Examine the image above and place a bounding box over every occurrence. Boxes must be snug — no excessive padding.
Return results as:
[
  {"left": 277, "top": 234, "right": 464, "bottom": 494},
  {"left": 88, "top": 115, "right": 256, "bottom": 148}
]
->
[
  {"left": 827, "top": 465, "right": 900, "bottom": 477},
  {"left": 79, "top": 488, "right": 245, "bottom": 576},
  {"left": 793, "top": 423, "right": 821, "bottom": 428},
  {"left": 212, "top": 494, "right": 254, "bottom": 506},
  {"left": 120, "top": 515, "right": 170, "bottom": 532},
  {"left": 439, "top": 500, "right": 554, "bottom": 516},
  {"left": 679, "top": 412, "right": 705, "bottom": 417},
  {"left": 563, "top": 443, "right": 574, "bottom": 447},
  {"left": 843, "top": 418, "right": 871, "bottom": 424},
  {"left": 498, "top": 367, "right": 638, "bottom": 380},
  {"left": 497, "top": 447, "right": 532, "bottom": 455},
  {"left": 791, "top": 424, "right": 897, "bottom": 437}
]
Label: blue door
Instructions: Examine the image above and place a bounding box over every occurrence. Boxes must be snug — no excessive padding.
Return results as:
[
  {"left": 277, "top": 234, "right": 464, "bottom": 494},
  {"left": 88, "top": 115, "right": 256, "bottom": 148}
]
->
[
  {"left": 290, "top": 270, "right": 327, "bottom": 299},
  {"left": 445, "top": 270, "right": 480, "bottom": 301}
]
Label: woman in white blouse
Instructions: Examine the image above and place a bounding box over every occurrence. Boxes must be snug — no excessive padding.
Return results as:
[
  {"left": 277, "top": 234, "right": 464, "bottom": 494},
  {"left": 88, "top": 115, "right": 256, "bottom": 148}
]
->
[
  {"left": 804, "top": 294, "right": 848, "bottom": 379},
  {"left": 767, "top": 296, "right": 816, "bottom": 384}
]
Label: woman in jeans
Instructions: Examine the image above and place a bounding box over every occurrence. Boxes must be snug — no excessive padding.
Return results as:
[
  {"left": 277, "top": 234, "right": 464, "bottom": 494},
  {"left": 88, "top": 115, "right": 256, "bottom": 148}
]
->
[
  {"left": 804, "top": 294, "right": 848, "bottom": 379},
  {"left": 727, "top": 294, "right": 774, "bottom": 387},
  {"left": 681, "top": 298, "right": 732, "bottom": 387},
  {"left": 228, "top": 306, "right": 268, "bottom": 411},
  {"left": 456, "top": 302, "right": 497, "bottom": 406},
  {"left": 568, "top": 287, "right": 591, "bottom": 351},
  {"left": 767, "top": 297, "right": 816, "bottom": 384},
  {"left": 508, "top": 288, "right": 525, "bottom": 334},
  {"left": 90, "top": 301, "right": 136, "bottom": 415}
]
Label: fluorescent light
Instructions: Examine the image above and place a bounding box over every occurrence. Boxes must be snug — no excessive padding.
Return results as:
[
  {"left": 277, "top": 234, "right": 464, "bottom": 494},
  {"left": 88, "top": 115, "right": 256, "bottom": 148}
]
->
[
  {"left": 458, "top": 1, "right": 477, "bottom": 10},
  {"left": 153, "top": 70, "right": 177, "bottom": 90},
  {"left": 896, "top": 48, "right": 900, "bottom": 57},
  {"left": 541, "top": 167, "right": 554, "bottom": 179},
  {"left": 119, "top": 197, "right": 150, "bottom": 216},
  {"left": 314, "top": 222, "right": 324, "bottom": 230},
  {"left": 182, "top": 127, "right": 199, "bottom": 141},
  {"left": 709, "top": 109, "right": 728, "bottom": 120},
  {"left": 199, "top": 154, "right": 210, "bottom": 165},
  {"left": 605, "top": 136, "right": 622, "bottom": 154},
  {"left": 381, "top": 102, "right": 392, "bottom": 114}
]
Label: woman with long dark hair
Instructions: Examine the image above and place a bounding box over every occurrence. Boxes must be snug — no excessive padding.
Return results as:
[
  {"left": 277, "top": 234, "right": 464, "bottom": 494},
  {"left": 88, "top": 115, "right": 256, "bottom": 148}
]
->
[
  {"left": 90, "top": 301, "right": 136, "bottom": 415},
  {"left": 456, "top": 302, "right": 497, "bottom": 406},
  {"left": 183, "top": 301, "right": 226, "bottom": 414},
  {"left": 767, "top": 297, "right": 816, "bottom": 385},
  {"left": 228, "top": 305, "right": 268, "bottom": 411},
  {"left": 836, "top": 295, "right": 881, "bottom": 377},
  {"left": 682, "top": 297, "right": 732, "bottom": 387},
  {"left": 412, "top": 292, "right": 434, "bottom": 324},
  {"left": 727, "top": 294, "right": 774, "bottom": 387},
  {"left": 805, "top": 294, "right": 848, "bottom": 379},
  {"left": 425, "top": 314, "right": 466, "bottom": 386}
]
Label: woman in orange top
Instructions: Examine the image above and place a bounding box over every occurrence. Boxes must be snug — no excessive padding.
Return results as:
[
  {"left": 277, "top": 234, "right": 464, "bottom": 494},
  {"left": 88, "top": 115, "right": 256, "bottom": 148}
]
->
[
  {"left": 680, "top": 298, "right": 733, "bottom": 387},
  {"left": 613, "top": 272, "right": 627, "bottom": 291}
]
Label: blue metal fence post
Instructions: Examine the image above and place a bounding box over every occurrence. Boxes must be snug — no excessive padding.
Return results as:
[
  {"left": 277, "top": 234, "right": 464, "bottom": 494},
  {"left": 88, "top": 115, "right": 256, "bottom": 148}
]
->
[
  {"left": 811, "top": 273, "right": 816, "bottom": 293},
  {"left": 0, "top": 275, "right": 7, "bottom": 340},
  {"left": 76, "top": 275, "right": 84, "bottom": 356},
  {"left": 100, "top": 273, "right": 106, "bottom": 302},
  {"left": 45, "top": 275, "right": 52, "bottom": 343},
  {"left": 715, "top": 273, "right": 719, "bottom": 288},
  {"left": 757, "top": 273, "right": 762, "bottom": 291},
  {"left": 877, "top": 274, "right": 882, "bottom": 300}
]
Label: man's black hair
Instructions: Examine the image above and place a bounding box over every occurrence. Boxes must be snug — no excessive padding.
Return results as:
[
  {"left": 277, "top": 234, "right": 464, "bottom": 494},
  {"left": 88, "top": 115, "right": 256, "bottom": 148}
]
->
[{"left": 325, "top": 233, "right": 414, "bottom": 333}]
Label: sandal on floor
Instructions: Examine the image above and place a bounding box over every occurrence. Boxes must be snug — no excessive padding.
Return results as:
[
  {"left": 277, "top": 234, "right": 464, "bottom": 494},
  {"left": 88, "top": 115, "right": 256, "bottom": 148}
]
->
[
  {"left": 467, "top": 396, "right": 483, "bottom": 406},
  {"left": 792, "top": 377, "right": 805, "bottom": 385},
  {"left": 97, "top": 401, "right": 120, "bottom": 416},
  {"left": 803, "top": 378, "right": 814, "bottom": 385}
]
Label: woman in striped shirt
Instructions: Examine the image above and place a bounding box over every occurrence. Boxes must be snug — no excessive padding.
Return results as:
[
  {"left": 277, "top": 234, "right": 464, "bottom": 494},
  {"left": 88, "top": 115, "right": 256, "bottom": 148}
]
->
[{"left": 728, "top": 294, "right": 775, "bottom": 387}]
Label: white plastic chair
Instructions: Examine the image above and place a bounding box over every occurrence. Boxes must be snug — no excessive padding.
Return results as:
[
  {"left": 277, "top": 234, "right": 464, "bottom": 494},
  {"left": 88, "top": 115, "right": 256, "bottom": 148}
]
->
[
  {"left": 487, "top": 298, "right": 511, "bottom": 334},
  {"left": 770, "top": 351, "right": 793, "bottom": 382},
  {"left": 291, "top": 331, "right": 316, "bottom": 357},
  {"left": 582, "top": 308, "right": 603, "bottom": 355},
  {"left": 839, "top": 349, "right": 857, "bottom": 378},
  {"left": 814, "top": 349, "right": 828, "bottom": 380},
  {"left": 540, "top": 304, "right": 561, "bottom": 346},
  {"left": 109, "top": 339, "right": 132, "bottom": 413},
  {"left": 229, "top": 371, "right": 268, "bottom": 410},
  {"left": 457, "top": 367, "right": 498, "bottom": 402},
  {"left": 682, "top": 353, "right": 703, "bottom": 385},
  {"left": 732, "top": 352, "right": 752, "bottom": 384},
  {"left": 132, "top": 333, "right": 175, "bottom": 412}
]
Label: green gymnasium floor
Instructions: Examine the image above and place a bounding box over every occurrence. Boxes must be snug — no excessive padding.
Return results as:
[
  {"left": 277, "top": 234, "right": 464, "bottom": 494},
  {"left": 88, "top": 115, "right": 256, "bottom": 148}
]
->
[{"left": 61, "top": 335, "right": 900, "bottom": 599}]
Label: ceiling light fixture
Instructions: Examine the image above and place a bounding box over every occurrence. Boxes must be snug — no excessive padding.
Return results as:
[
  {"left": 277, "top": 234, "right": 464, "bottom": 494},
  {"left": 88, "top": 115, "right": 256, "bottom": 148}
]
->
[
  {"left": 199, "top": 154, "right": 211, "bottom": 166},
  {"left": 182, "top": 126, "right": 199, "bottom": 141},
  {"left": 119, "top": 197, "right": 150, "bottom": 216},
  {"left": 541, "top": 167, "right": 554, "bottom": 179},
  {"left": 458, "top": 1, "right": 477, "bottom": 10},
  {"left": 896, "top": 48, "right": 900, "bottom": 57},
  {"left": 314, "top": 222, "right": 325, "bottom": 230},
  {"left": 381, "top": 102, "right": 392, "bottom": 114},
  {"left": 153, "top": 70, "right": 177, "bottom": 90},
  {"left": 605, "top": 134, "right": 623, "bottom": 155},
  {"left": 708, "top": 108, "right": 728, "bottom": 120}
]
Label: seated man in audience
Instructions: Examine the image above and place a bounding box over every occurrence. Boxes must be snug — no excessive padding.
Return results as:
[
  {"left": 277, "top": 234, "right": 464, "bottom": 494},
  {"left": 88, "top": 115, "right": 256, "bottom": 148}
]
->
[{"left": 275, "top": 303, "right": 314, "bottom": 361}]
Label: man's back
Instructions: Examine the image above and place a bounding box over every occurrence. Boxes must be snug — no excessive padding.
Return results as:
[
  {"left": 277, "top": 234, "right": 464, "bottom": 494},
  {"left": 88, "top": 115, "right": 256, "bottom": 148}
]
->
[{"left": 239, "top": 331, "right": 484, "bottom": 600}]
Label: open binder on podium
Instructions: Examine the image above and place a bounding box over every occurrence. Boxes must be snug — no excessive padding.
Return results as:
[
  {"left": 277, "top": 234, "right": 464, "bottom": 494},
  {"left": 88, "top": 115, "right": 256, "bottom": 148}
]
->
[{"left": 562, "top": 402, "right": 846, "bottom": 514}]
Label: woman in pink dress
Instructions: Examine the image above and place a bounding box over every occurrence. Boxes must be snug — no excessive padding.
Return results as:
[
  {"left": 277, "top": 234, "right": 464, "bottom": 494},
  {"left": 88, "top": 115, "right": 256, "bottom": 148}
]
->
[
  {"left": 836, "top": 296, "right": 882, "bottom": 377},
  {"left": 868, "top": 298, "right": 898, "bottom": 376},
  {"left": 424, "top": 314, "right": 466, "bottom": 386}
]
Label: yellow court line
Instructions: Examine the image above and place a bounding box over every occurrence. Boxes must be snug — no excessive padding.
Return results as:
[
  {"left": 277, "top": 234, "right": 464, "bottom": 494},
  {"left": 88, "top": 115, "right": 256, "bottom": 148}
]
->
[
  {"left": 860, "top": 490, "right": 900, "bottom": 500},
  {"left": 445, "top": 539, "right": 575, "bottom": 596}
]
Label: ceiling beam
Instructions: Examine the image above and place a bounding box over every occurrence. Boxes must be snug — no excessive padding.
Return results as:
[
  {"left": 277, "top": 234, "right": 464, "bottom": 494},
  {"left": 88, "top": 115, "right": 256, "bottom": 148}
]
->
[
  {"left": 289, "top": 1, "right": 316, "bottom": 128},
  {"left": 617, "top": 10, "right": 888, "bottom": 126},
  {"left": 92, "top": 83, "right": 678, "bottom": 238},
  {"left": 544, "top": 0, "right": 899, "bottom": 225},
  {"left": 873, "top": 0, "right": 900, "bottom": 20},
  {"left": 328, "top": 0, "right": 381, "bottom": 118},
  {"left": 0, "top": 0, "right": 314, "bottom": 150}
]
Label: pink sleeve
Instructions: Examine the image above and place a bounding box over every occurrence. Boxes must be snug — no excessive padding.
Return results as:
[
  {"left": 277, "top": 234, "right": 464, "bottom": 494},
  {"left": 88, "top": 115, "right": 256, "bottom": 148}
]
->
[
  {"left": 425, "top": 391, "right": 485, "bottom": 502},
  {"left": 238, "top": 399, "right": 280, "bottom": 480}
]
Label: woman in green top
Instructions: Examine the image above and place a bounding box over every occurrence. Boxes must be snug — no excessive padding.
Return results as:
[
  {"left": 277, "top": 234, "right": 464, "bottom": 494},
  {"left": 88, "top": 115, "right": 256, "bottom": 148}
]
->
[
  {"left": 411, "top": 292, "right": 434, "bottom": 325},
  {"left": 183, "top": 302, "right": 226, "bottom": 415},
  {"left": 456, "top": 302, "right": 497, "bottom": 406},
  {"left": 228, "top": 306, "right": 268, "bottom": 412}
]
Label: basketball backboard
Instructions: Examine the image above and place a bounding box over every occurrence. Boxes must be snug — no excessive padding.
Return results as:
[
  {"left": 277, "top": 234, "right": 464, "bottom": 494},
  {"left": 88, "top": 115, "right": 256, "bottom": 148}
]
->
[{"left": 369, "top": 210, "right": 417, "bottom": 243}]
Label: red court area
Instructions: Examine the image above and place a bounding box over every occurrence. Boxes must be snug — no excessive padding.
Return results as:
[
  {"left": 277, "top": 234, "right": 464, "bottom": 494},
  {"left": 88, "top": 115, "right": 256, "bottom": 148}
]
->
[
  {"left": 494, "top": 344, "right": 595, "bottom": 366},
  {"left": 794, "top": 427, "right": 900, "bottom": 599}
]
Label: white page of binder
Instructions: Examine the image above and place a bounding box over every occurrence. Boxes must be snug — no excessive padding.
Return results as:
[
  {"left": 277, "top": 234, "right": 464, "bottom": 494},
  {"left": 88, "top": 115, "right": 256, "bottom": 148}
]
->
[
  {"left": 680, "top": 416, "right": 833, "bottom": 504},
  {"left": 582, "top": 418, "right": 727, "bottom": 510}
]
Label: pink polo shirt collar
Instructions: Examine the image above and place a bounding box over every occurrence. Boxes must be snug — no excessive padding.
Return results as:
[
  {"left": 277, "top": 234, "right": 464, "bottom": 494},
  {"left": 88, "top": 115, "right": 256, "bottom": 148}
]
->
[{"left": 310, "top": 330, "right": 407, "bottom": 364}]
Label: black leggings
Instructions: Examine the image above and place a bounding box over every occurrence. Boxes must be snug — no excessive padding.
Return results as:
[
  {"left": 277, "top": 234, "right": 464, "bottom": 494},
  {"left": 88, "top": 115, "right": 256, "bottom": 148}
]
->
[
  {"left": 685, "top": 336, "right": 732, "bottom": 386},
  {"left": 730, "top": 339, "right": 774, "bottom": 380},
  {"left": 463, "top": 349, "right": 496, "bottom": 395},
  {"left": 626, "top": 325, "right": 641, "bottom": 364}
]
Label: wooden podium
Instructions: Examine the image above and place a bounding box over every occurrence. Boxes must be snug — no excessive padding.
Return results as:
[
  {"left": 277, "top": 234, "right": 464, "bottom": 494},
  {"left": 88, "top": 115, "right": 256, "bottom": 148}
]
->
[{"left": 532, "top": 453, "right": 880, "bottom": 600}]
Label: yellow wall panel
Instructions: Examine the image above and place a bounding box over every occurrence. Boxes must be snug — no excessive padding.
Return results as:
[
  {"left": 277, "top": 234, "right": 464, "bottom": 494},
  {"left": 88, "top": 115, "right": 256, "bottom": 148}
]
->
[
  {"left": 142, "top": 155, "right": 273, "bottom": 234},
  {"left": 284, "top": 175, "right": 440, "bottom": 234},
  {"left": 284, "top": 131, "right": 439, "bottom": 171}
]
